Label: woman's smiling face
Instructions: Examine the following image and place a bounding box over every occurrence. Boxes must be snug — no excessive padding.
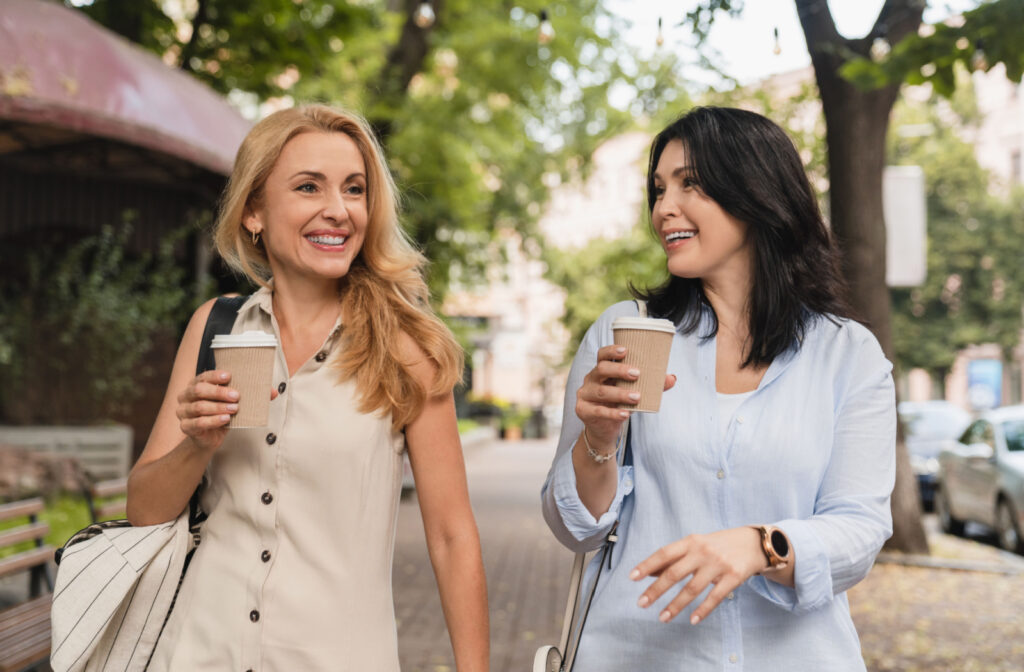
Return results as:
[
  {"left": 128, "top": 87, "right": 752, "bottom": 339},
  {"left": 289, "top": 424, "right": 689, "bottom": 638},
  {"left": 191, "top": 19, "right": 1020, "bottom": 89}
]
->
[
  {"left": 651, "top": 139, "right": 752, "bottom": 288},
  {"left": 245, "top": 131, "right": 368, "bottom": 284}
]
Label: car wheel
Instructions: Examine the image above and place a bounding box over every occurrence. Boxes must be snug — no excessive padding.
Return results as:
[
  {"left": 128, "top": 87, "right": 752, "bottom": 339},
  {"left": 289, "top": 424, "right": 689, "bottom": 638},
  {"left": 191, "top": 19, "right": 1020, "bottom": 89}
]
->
[
  {"left": 936, "top": 485, "right": 965, "bottom": 536},
  {"left": 996, "top": 498, "right": 1023, "bottom": 554}
]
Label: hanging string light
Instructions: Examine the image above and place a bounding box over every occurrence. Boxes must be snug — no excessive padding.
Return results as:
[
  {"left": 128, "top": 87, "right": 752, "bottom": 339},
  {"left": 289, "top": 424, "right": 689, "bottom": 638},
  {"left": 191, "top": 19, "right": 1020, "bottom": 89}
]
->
[
  {"left": 870, "top": 23, "right": 890, "bottom": 61},
  {"left": 870, "top": 37, "right": 891, "bottom": 60},
  {"left": 772, "top": 26, "right": 781, "bottom": 55},
  {"left": 972, "top": 38, "right": 988, "bottom": 71},
  {"left": 656, "top": 17, "right": 664, "bottom": 47},
  {"left": 538, "top": 8, "right": 555, "bottom": 44},
  {"left": 413, "top": 1, "right": 435, "bottom": 29}
]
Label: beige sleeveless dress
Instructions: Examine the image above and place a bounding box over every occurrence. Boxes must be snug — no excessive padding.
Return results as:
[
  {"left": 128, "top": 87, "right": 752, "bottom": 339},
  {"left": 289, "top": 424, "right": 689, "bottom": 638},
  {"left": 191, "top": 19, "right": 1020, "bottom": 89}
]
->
[{"left": 149, "top": 288, "right": 405, "bottom": 671}]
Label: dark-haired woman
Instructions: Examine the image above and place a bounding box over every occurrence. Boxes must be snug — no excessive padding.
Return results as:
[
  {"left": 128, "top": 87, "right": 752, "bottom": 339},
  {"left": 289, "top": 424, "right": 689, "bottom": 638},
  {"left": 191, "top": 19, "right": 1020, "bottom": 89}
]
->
[{"left": 542, "top": 106, "right": 895, "bottom": 671}]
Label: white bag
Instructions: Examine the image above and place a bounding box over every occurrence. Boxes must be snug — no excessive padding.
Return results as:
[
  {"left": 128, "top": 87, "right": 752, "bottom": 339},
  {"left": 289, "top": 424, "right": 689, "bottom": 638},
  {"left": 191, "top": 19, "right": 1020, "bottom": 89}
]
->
[{"left": 50, "top": 512, "right": 195, "bottom": 672}]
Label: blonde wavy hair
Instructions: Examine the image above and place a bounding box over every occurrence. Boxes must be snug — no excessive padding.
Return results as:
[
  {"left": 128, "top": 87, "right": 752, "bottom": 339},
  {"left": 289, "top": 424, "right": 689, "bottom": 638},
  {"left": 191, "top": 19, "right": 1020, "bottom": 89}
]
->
[{"left": 214, "top": 104, "right": 463, "bottom": 429}]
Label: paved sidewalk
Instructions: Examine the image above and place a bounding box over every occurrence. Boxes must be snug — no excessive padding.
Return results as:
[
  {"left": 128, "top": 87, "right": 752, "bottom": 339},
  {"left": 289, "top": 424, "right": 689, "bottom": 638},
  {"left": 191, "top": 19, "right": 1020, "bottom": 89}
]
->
[{"left": 394, "top": 436, "right": 568, "bottom": 672}]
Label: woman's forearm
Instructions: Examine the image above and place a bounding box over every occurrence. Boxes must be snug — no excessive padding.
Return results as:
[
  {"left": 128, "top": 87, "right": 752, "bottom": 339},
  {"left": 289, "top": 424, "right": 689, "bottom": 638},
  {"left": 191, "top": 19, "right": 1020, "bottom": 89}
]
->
[
  {"left": 570, "top": 430, "right": 620, "bottom": 519},
  {"left": 126, "top": 437, "right": 213, "bottom": 526},
  {"left": 427, "top": 528, "right": 490, "bottom": 671}
]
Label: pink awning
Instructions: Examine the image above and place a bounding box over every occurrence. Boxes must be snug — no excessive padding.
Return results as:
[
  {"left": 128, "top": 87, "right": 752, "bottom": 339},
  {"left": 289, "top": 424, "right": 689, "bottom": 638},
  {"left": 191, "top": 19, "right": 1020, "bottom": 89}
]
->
[{"left": 0, "top": 0, "right": 250, "bottom": 176}]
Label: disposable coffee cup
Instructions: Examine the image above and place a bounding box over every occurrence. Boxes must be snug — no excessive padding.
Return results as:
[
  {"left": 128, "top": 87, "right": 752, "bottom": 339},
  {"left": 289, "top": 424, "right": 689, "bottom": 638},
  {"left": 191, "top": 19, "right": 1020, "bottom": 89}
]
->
[
  {"left": 211, "top": 331, "right": 278, "bottom": 428},
  {"left": 611, "top": 317, "right": 675, "bottom": 413}
]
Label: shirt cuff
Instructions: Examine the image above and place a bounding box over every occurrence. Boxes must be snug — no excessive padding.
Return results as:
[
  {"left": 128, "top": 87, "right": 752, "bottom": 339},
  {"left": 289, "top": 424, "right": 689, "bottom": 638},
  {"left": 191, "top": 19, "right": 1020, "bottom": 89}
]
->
[
  {"left": 747, "top": 519, "right": 832, "bottom": 614},
  {"left": 551, "top": 446, "right": 634, "bottom": 542}
]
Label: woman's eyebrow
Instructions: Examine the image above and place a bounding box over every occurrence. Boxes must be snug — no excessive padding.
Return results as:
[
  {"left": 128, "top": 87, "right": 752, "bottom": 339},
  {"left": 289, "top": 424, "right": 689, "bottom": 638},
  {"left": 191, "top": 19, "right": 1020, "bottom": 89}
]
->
[
  {"left": 654, "top": 165, "right": 694, "bottom": 180},
  {"left": 290, "top": 170, "right": 327, "bottom": 180}
]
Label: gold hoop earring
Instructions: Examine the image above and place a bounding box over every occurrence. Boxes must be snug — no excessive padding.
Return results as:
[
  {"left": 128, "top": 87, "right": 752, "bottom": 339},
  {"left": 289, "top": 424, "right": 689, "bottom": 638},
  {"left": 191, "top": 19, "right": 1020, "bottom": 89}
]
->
[{"left": 251, "top": 229, "right": 261, "bottom": 246}]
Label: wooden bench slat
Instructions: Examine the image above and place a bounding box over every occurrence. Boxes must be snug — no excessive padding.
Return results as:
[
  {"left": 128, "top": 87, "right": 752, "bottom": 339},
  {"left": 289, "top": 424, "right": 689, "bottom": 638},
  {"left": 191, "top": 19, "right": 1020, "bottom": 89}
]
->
[
  {"left": 0, "top": 595, "right": 51, "bottom": 634},
  {"left": 0, "top": 498, "right": 44, "bottom": 523},
  {"left": 0, "top": 595, "right": 51, "bottom": 672},
  {"left": 0, "top": 629, "right": 51, "bottom": 672},
  {"left": 91, "top": 478, "right": 128, "bottom": 499},
  {"left": 0, "top": 546, "right": 53, "bottom": 579},
  {"left": 0, "top": 522, "right": 49, "bottom": 548},
  {"left": 95, "top": 502, "right": 126, "bottom": 520}
]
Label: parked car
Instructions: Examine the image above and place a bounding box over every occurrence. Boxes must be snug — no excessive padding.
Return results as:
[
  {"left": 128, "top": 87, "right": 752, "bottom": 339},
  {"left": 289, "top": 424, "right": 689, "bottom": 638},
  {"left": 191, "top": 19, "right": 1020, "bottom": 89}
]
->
[
  {"left": 935, "top": 405, "right": 1024, "bottom": 553},
  {"left": 898, "top": 400, "right": 970, "bottom": 511}
]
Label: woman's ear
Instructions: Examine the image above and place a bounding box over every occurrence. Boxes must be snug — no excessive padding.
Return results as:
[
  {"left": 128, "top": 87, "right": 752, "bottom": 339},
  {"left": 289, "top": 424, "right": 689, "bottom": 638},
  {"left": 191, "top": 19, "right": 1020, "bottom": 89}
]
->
[{"left": 243, "top": 209, "right": 261, "bottom": 235}]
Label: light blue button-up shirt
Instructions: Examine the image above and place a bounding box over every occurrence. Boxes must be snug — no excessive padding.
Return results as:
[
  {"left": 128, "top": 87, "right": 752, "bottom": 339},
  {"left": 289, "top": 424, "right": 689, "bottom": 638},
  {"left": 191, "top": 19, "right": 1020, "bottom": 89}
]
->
[{"left": 542, "top": 300, "right": 896, "bottom": 671}]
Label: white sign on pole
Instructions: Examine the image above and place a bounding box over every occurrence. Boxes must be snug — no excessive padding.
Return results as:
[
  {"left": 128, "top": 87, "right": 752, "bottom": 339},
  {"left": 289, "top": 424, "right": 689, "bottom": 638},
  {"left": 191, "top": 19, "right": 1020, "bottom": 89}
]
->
[{"left": 884, "top": 165, "right": 927, "bottom": 287}]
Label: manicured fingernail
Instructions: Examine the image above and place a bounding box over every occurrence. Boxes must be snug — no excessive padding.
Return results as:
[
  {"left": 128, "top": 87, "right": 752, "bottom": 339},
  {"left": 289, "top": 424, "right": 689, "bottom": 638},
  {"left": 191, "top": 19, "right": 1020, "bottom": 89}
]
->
[
  {"left": 219, "top": 372, "right": 229, "bottom": 381},
  {"left": 690, "top": 614, "right": 700, "bottom": 625},
  {"left": 615, "top": 347, "right": 626, "bottom": 354},
  {"left": 228, "top": 390, "right": 240, "bottom": 400},
  {"left": 629, "top": 569, "right": 640, "bottom": 580},
  {"left": 227, "top": 404, "right": 239, "bottom": 411},
  {"left": 628, "top": 392, "right": 641, "bottom": 401},
  {"left": 659, "top": 610, "right": 672, "bottom": 623},
  {"left": 619, "top": 410, "right": 630, "bottom": 418},
  {"left": 628, "top": 368, "right": 640, "bottom": 377},
  {"left": 220, "top": 415, "right": 231, "bottom": 422},
  {"left": 637, "top": 595, "right": 649, "bottom": 607}
]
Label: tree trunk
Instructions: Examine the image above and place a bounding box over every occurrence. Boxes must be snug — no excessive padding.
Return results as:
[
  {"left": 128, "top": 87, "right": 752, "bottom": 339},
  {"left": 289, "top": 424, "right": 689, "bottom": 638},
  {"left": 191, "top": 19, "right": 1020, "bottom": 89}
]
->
[{"left": 797, "top": 0, "right": 929, "bottom": 554}]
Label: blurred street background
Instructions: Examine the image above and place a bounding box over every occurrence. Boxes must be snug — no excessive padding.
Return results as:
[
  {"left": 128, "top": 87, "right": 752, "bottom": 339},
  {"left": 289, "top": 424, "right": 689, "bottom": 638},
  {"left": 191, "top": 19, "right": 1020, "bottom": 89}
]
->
[{"left": 2, "top": 0, "right": 1024, "bottom": 670}]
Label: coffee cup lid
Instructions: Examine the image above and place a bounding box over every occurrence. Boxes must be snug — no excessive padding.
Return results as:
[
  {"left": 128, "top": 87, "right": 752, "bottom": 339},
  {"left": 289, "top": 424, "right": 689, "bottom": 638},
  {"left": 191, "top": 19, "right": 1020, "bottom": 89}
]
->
[
  {"left": 611, "top": 317, "right": 676, "bottom": 334},
  {"left": 210, "top": 331, "right": 278, "bottom": 348}
]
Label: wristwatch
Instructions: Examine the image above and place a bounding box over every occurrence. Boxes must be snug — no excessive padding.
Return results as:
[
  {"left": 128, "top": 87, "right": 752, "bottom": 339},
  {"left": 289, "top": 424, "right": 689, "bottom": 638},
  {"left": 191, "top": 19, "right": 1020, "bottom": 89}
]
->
[{"left": 752, "top": 525, "right": 791, "bottom": 571}]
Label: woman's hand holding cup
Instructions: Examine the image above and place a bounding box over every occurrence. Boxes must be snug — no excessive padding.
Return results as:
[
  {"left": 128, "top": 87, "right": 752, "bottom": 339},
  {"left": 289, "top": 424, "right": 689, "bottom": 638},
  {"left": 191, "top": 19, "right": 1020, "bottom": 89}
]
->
[
  {"left": 176, "top": 370, "right": 240, "bottom": 453},
  {"left": 576, "top": 345, "right": 676, "bottom": 450}
]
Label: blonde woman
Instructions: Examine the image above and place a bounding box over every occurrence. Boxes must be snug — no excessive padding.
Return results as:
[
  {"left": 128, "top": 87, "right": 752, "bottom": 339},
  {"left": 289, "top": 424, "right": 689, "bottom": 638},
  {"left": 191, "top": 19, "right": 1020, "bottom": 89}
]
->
[{"left": 128, "top": 105, "right": 488, "bottom": 671}]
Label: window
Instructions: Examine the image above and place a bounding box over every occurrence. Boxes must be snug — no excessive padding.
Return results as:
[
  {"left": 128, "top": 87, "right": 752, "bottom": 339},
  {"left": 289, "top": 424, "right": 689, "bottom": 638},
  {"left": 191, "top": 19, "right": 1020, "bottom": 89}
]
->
[{"left": 1003, "top": 420, "right": 1024, "bottom": 452}]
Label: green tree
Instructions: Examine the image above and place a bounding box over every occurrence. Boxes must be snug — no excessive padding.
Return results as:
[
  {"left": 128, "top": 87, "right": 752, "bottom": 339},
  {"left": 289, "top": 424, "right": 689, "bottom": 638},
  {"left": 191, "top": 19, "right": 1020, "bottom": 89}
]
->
[
  {"left": 73, "top": 0, "right": 681, "bottom": 299},
  {"left": 889, "top": 79, "right": 1024, "bottom": 386}
]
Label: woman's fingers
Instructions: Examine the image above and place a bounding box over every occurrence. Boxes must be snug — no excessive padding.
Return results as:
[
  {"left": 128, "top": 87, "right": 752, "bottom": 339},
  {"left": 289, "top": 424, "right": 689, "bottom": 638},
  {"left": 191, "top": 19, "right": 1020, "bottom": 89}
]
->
[
  {"left": 632, "top": 529, "right": 763, "bottom": 625},
  {"left": 664, "top": 373, "right": 677, "bottom": 391},
  {"left": 180, "top": 400, "right": 239, "bottom": 419},
  {"left": 687, "top": 576, "right": 742, "bottom": 625}
]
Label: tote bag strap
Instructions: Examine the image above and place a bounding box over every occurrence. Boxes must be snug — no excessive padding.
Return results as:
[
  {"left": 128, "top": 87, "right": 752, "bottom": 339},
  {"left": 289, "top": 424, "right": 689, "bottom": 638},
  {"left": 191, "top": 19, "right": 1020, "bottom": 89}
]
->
[{"left": 559, "top": 417, "right": 631, "bottom": 671}]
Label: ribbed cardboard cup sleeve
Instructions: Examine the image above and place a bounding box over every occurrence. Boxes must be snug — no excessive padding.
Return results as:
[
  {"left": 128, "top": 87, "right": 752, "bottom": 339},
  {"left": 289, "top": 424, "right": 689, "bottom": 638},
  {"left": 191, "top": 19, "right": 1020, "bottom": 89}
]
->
[
  {"left": 211, "top": 331, "right": 278, "bottom": 428},
  {"left": 612, "top": 317, "right": 675, "bottom": 413}
]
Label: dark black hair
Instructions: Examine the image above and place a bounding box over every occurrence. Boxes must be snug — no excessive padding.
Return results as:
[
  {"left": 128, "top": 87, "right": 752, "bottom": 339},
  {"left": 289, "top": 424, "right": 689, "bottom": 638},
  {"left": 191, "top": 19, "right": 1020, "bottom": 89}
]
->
[{"left": 634, "top": 106, "right": 853, "bottom": 367}]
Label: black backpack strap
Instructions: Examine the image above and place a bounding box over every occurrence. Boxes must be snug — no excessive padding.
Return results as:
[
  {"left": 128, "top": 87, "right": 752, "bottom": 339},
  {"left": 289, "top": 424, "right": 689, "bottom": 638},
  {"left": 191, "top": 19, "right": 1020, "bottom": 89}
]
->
[
  {"left": 189, "top": 294, "right": 248, "bottom": 527},
  {"left": 196, "top": 295, "right": 249, "bottom": 376}
]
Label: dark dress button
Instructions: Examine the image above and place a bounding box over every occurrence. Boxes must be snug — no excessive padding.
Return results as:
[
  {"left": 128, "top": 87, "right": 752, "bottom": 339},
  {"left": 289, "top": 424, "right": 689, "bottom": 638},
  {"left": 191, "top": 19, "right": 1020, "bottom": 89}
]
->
[
  {"left": 261, "top": 550, "right": 271, "bottom": 562},
  {"left": 261, "top": 491, "right": 273, "bottom": 505},
  {"left": 278, "top": 382, "right": 287, "bottom": 394},
  {"left": 314, "top": 351, "right": 327, "bottom": 362},
  {"left": 249, "top": 609, "right": 260, "bottom": 622},
  {"left": 265, "top": 432, "right": 277, "bottom": 445}
]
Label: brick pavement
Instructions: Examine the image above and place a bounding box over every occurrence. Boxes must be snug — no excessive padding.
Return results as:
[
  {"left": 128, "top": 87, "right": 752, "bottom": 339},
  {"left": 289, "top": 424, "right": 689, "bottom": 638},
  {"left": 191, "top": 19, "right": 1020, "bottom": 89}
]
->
[{"left": 394, "top": 436, "right": 572, "bottom": 672}]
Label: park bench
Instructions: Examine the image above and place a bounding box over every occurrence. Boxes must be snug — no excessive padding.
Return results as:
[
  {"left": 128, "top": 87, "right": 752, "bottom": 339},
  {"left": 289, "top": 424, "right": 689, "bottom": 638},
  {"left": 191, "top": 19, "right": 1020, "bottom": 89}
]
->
[
  {"left": 0, "top": 497, "right": 54, "bottom": 672},
  {"left": 84, "top": 477, "right": 128, "bottom": 523}
]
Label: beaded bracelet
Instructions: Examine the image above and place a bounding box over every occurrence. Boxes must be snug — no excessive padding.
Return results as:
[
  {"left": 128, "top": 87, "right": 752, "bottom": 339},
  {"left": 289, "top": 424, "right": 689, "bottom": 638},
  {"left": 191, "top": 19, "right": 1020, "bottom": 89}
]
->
[{"left": 582, "top": 427, "right": 618, "bottom": 464}]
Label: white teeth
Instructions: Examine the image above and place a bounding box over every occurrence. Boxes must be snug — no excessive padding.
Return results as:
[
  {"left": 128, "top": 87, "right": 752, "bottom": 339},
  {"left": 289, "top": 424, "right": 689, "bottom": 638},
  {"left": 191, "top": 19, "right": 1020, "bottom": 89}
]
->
[
  {"left": 666, "top": 231, "right": 696, "bottom": 242},
  {"left": 307, "top": 235, "right": 347, "bottom": 246}
]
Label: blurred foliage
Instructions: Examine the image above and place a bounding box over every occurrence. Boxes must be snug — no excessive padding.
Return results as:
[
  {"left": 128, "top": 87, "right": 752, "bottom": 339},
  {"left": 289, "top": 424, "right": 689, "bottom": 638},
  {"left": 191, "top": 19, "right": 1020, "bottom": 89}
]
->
[
  {"left": 0, "top": 225, "right": 191, "bottom": 424},
  {"left": 544, "top": 223, "right": 666, "bottom": 360},
  {"left": 73, "top": 0, "right": 684, "bottom": 300},
  {"left": 888, "top": 75, "right": 1024, "bottom": 377},
  {"left": 841, "top": 0, "right": 1024, "bottom": 96}
]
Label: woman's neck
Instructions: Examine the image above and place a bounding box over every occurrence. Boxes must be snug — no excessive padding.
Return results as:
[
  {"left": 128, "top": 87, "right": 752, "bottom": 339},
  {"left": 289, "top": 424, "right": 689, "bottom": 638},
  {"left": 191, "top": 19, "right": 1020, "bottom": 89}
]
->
[
  {"left": 270, "top": 275, "right": 341, "bottom": 336},
  {"left": 702, "top": 276, "right": 751, "bottom": 341}
]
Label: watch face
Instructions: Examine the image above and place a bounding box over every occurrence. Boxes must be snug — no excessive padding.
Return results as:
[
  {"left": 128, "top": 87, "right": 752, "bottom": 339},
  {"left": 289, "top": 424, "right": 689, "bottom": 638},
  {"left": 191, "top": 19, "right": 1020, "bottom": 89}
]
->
[{"left": 769, "top": 529, "right": 790, "bottom": 558}]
